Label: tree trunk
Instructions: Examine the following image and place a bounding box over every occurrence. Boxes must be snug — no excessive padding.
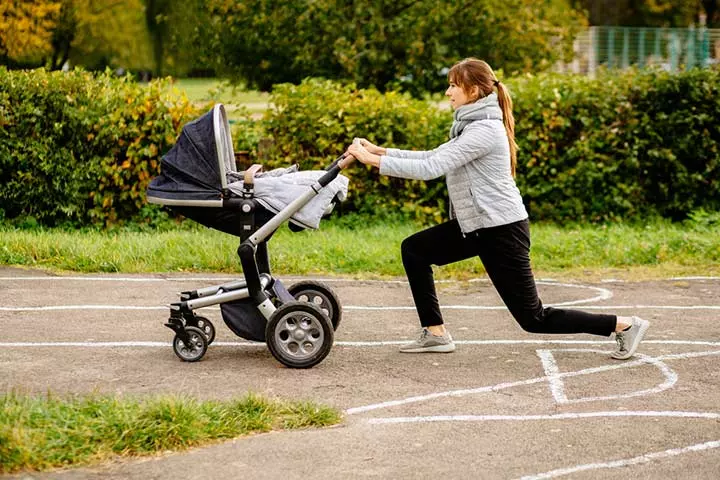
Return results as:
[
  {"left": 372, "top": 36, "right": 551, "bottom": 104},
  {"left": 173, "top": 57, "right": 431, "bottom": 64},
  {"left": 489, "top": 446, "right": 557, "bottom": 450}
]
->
[{"left": 703, "top": 0, "right": 718, "bottom": 27}]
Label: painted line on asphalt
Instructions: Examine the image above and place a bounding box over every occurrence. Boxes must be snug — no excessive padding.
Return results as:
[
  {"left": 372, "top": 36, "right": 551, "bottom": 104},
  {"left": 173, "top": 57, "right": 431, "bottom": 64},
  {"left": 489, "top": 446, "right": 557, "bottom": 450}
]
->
[
  {"left": 367, "top": 411, "right": 720, "bottom": 425},
  {"left": 345, "top": 349, "right": 720, "bottom": 415},
  {"left": 536, "top": 350, "right": 677, "bottom": 404},
  {"left": 2, "top": 276, "right": 718, "bottom": 282},
  {"left": 518, "top": 439, "right": 720, "bottom": 480},
  {"left": 4, "top": 304, "right": 720, "bottom": 311},
  {"left": 1, "top": 340, "right": 720, "bottom": 348},
  {"left": 0, "top": 279, "right": 613, "bottom": 310}
]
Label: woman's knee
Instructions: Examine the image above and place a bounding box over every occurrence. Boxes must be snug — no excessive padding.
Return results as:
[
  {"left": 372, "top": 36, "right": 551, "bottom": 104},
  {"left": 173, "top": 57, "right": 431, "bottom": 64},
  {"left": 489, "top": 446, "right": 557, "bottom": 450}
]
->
[
  {"left": 512, "top": 308, "right": 547, "bottom": 333},
  {"left": 401, "top": 235, "right": 422, "bottom": 260}
]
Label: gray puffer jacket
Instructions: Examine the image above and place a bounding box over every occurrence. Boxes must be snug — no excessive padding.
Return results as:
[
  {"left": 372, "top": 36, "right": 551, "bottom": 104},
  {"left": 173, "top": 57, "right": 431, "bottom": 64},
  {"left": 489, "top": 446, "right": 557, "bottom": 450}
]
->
[{"left": 379, "top": 92, "right": 528, "bottom": 233}]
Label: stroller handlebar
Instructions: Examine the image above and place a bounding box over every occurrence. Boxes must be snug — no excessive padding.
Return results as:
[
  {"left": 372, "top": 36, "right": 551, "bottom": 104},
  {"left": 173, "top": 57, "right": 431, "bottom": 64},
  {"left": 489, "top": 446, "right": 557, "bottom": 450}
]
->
[
  {"left": 318, "top": 153, "right": 353, "bottom": 188},
  {"left": 338, "top": 153, "right": 356, "bottom": 170}
]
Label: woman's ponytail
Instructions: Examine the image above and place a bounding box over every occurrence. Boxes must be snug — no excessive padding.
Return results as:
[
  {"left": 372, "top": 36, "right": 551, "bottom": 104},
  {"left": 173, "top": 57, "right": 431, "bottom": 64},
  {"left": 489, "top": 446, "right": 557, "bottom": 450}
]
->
[
  {"left": 449, "top": 58, "right": 519, "bottom": 177},
  {"left": 495, "top": 82, "right": 518, "bottom": 177}
]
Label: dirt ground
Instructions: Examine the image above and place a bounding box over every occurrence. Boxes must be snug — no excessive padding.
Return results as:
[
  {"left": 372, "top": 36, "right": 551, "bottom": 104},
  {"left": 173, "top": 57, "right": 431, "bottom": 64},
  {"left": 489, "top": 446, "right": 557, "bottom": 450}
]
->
[{"left": 1, "top": 267, "right": 719, "bottom": 479}]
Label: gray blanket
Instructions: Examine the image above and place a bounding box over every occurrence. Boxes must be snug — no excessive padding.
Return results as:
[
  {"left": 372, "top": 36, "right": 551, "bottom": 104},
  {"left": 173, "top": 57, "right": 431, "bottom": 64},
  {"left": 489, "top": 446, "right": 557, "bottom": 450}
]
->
[{"left": 227, "top": 165, "right": 349, "bottom": 229}]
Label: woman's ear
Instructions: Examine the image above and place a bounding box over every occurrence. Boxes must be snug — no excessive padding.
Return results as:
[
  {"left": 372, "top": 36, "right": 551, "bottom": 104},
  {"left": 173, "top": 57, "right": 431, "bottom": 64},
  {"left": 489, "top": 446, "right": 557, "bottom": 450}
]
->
[{"left": 470, "top": 85, "right": 480, "bottom": 101}]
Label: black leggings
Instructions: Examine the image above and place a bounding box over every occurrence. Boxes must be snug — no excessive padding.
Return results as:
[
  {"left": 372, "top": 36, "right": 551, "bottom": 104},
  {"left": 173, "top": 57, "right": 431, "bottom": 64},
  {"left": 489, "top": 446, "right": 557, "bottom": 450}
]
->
[{"left": 401, "top": 219, "right": 616, "bottom": 337}]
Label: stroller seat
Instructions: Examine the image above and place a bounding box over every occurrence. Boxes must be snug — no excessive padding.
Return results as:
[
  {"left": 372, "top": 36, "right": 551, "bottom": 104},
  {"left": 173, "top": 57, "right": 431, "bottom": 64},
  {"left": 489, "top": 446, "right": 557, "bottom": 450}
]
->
[
  {"left": 147, "top": 104, "right": 348, "bottom": 238},
  {"left": 145, "top": 104, "right": 353, "bottom": 368}
]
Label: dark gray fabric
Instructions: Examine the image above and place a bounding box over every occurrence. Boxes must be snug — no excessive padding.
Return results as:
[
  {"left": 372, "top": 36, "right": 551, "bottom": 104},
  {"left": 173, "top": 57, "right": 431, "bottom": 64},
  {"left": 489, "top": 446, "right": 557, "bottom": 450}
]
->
[
  {"left": 147, "top": 108, "right": 223, "bottom": 201},
  {"left": 221, "top": 299, "right": 267, "bottom": 341}
]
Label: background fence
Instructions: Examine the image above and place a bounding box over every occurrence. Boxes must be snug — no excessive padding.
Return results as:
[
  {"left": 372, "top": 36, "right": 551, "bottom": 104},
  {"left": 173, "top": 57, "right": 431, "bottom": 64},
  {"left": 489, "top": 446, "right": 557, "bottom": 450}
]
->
[{"left": 558, "top": 26, "right": 720, "bottom": 75}]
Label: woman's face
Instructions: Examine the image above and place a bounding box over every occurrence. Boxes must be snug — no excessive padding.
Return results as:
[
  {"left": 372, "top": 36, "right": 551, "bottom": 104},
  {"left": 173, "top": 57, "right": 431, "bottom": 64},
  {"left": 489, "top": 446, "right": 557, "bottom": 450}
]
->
[{"left": 445, "top": 81, "right": 477, "bottom": 110}]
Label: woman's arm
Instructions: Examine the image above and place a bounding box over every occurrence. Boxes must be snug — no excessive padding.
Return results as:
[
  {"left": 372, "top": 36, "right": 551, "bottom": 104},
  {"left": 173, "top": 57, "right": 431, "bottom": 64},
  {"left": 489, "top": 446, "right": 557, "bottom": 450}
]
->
[
  {"left": 379, "top": 122, "right": 500, "bottom": 180},
  {"left": 356, "top": 139, "right": 433, "bottom": 162}
]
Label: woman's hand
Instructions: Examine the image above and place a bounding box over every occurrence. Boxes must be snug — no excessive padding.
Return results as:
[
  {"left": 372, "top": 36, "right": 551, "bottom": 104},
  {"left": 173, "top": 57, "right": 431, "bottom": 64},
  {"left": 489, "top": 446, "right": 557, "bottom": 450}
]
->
[
  {"left": 357, "top": 138, "right": 386, "bottom": 156},
  {"left": 347, "top": 141, "right": 381, "bottom": 168}
]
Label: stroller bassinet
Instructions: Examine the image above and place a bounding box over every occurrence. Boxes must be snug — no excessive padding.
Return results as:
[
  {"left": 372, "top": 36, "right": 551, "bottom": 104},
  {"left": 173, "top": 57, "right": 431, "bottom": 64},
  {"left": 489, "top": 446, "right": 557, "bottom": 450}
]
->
[{"left": 147, "top": 104, "right": 353, "bottom": 368}]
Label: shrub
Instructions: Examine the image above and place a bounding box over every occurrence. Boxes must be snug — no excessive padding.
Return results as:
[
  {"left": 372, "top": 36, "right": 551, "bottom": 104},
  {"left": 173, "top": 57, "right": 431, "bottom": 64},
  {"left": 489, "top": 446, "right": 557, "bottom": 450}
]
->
[
  {"left": 258, "top": 78, "right": 452, "bottom": 220},
  {"left": 0, "top": 67, "right": 198, "bottom": 226},
  {"left": 245, "top": 70, "right": 720, "bottom": 223},
  {"left": 512, "top": 67, "right": 720, "bottom": 221}
]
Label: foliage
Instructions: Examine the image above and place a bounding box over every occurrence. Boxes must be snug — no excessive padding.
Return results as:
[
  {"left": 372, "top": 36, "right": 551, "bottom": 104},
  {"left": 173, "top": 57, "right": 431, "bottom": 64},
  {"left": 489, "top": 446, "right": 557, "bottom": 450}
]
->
[
  {"left": 258, "top": 78, "right": 451, "bottom": 220},
  {"left": 238, "top": 69, "right": 719, "bottom": 223},
  {"left": 0, "top": 0, "right": 151, "bottom": 71},
  {"left": 207, "top": 0, "right": 585, "bottom": 95},
  {"left": 573, "top": 0, "right": 710, "bottom": 27},
  {"left": 512, "top": 67, "right": 720, "bottom": 221},
  {"left": 0, "top": 0, "right": 61, "bottom": 64},
  {"left": 89, "top": 80, "right": 198, "bottom": 224},
  {"left": 62, "top": 0, "right": 151, "bottom": 71},
  {"left": 0, "top": 67, "right": 198, "bottom": 226}
]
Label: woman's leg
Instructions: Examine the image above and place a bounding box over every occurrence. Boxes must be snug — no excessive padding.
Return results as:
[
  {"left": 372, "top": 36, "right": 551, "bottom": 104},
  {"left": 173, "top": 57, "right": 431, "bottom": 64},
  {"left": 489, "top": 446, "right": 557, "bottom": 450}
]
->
[
  {"left": 474, "top": 220, "right": 616, "bottom": 337},
  {"left": 402, "top": 219, "right": 480, "bottom": 328}
]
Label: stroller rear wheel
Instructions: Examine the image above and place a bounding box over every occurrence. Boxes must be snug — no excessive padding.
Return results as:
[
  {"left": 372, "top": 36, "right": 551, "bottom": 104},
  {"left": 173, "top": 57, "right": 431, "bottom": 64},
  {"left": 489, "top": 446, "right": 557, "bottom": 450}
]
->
[
  {"left": 266, "top": 301, "right": 334, "bottom": 369},
  {"left": 287, "top": 280, "right": 342, "bottom": 330},
  {"left": 173, "top": 326, "right": 208, "bottom": 362},
  {"left": 188, "top": 315, "right": 216, "bottom": 344}
]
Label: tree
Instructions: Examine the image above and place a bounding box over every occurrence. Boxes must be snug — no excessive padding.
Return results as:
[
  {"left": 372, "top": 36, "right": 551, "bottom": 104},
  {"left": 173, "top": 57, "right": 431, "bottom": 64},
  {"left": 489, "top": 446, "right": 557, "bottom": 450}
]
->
[
  {"left": 143, "top": 0, "right": 170, "bottom": 76},
  {"left": 0, "top": 0, "right": 150, "bottom": 71},
  {"left": 701, "top": 0, "right": 719, "bottom": 27},
  {"left": 207, "top": 0, "right": 586, "bottom": 94},
  {"left": 572, "top": 0, "right": 705, "bottom": 27},
  {"left": 0, "top": 0, "right": 61, "bottom": 65},
  {"left": 56, "top": 0, "right": 150, "bottom": 71}
]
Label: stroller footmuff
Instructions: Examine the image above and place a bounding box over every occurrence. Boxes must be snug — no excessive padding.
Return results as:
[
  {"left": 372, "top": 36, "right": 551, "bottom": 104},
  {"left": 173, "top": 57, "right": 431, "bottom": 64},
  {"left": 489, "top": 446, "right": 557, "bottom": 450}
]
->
[{"left": 147, "top": 104, "right": 352, "bottom": 368}]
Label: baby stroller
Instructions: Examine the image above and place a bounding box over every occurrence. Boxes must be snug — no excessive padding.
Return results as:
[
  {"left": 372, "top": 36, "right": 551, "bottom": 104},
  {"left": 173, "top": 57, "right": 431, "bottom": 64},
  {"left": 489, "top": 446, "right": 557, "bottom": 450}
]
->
[{"left": 146, "top": 104, "right": 353, "bottom": 368}]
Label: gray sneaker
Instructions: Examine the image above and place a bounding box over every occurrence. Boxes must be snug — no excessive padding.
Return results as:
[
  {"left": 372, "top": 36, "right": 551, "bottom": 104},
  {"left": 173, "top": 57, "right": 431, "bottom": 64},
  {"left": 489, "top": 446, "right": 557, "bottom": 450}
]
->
[
  {"left": 612, "top": 316, "right": 650, "bottom": 360},
  {"left": 399, "top": 328, "right": 456, "bottom": 353}
]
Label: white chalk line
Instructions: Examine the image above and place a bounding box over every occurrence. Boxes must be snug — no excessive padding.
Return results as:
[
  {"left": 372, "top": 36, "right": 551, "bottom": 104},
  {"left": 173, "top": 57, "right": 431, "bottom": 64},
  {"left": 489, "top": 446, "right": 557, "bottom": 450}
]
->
[
  {"left": 2, "top": 275, "right": 718, "bottom": 282},
  {"left": 345, "top": 349, "right": 720, "bottom": 415},
  {"left": 518, "top": 439, "right": 720, "bottom": 480},
  {"left": 0, "top": 279, "right": 614, "bottom": 311},
  {"left": 367, "top": 411, "right": 720, "bottom": 425},
  {"left": 1, "top": 340, "right": 720, "bottom": 349},
  {"left": 537, "top": 349, "right": 677, "bottom": 404},
  {"left": 4, "top": 304, "right": 720, "bottom": 312},
  {"left": 2, "top": 340, "right": 720, "bottom": 348}
]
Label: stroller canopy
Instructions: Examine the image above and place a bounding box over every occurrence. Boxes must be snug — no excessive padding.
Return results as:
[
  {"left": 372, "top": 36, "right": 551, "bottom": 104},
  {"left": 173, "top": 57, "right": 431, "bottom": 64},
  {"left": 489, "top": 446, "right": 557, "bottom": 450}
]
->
[{"left": 147, "top": 105, "right": 235, "bottom": 205}]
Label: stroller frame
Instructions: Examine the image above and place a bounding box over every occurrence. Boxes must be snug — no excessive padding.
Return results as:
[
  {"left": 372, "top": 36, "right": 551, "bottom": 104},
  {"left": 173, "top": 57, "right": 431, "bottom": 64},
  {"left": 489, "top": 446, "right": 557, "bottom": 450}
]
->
[{"left": 147, "top": 104, "right": 352, "bottom": 368}]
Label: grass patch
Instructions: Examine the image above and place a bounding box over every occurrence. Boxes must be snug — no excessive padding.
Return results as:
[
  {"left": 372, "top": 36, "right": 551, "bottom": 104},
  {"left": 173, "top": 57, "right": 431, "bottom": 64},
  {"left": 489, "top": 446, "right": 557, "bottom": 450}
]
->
[
  {"left": 0, "top": 392, "right": 340, "bottom": 474},
  {"left": 1, "top": 218, "right": 718, "bottom": 280},
  {"left": 169, "top": 78, "right": 269, "bottom": 117}
]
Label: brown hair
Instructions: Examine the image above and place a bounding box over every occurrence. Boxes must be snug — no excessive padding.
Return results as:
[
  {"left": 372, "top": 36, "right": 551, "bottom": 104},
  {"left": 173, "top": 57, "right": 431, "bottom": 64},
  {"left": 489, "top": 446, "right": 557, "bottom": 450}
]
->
[{"left": 448, "top": 58, "right": 518, "bottom": 176}]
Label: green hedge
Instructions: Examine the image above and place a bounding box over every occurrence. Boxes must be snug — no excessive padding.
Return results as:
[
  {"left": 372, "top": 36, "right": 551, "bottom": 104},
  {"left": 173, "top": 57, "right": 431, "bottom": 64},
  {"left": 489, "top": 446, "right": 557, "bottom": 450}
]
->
[
  {"left": 1, "top": 68, "right": 718, "bottom": 227},
  {"left": 241, "top": 69, "right": 720, "bottom": 222},
  {"left": 0, "top": 68, "right": 198, "bottom": 226},
  {"left": 255, "top": 79, "right": 451, "bottom": 220},
  {"left": 512, "top": 68, "right": 720, "bottom": 221}
]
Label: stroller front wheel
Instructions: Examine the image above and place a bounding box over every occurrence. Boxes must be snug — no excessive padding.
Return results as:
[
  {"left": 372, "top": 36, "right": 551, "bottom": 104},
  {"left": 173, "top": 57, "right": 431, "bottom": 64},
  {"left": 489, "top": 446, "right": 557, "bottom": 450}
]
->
[
  {"left": 189, "top": 315, "right": 216, "bottom": 344},
  {"left": 173, "top": 326, "right": 208, "bottom": 362},
  {"left": 266, "top": 301, "right": 334, "bottom": 369}
]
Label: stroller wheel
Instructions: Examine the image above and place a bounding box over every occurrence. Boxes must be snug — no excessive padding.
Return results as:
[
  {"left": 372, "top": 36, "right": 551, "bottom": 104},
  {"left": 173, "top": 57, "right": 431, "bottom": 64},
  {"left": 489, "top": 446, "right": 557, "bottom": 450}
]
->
[
  {"left": 287, "top": 280, "right": 342, "bottom": 330},
  {"left": 190, "top": 315, "right": 216, "bottom": 344},
  {"left": 266, "top": 301, "right": 334, "bottom": 369},
  {"left": 173, "top": 326, "right": 208, "bottom": 362}
]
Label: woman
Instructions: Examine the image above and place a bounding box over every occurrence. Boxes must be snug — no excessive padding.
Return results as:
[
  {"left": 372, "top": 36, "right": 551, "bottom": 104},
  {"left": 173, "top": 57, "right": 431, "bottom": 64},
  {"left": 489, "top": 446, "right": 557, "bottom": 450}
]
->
[{"left": 345, "top": 58, "right": 649, "bottom": 359}]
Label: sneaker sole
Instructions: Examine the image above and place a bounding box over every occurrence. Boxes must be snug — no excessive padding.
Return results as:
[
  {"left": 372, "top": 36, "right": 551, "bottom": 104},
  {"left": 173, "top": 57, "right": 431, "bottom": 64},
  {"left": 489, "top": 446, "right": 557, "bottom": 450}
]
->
[
  {"left": 399, "top": 344, "right": 456, "bottom": 353},
  {"left": 611, "top": 321, "right": 650, "bottom": 360}
]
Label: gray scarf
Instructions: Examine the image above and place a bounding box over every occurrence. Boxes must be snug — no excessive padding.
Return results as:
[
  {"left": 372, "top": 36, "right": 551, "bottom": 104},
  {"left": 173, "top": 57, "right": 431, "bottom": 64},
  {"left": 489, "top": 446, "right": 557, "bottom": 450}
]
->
[{"left": 449, "top": 92, "right": 504, "bottom": 139}]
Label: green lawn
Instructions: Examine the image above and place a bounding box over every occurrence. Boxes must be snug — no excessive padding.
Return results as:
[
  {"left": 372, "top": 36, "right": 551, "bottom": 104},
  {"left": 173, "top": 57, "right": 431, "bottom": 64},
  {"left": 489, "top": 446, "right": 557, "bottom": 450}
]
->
[
  {"left": 1, "top": 219, "right": 718, "bottom": 280},
  {"left": 1, "top": 392, "right": 339, "bottom": 473},
  {"left": 170, "top": 78, "right": 269, "bottom": 116}
]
